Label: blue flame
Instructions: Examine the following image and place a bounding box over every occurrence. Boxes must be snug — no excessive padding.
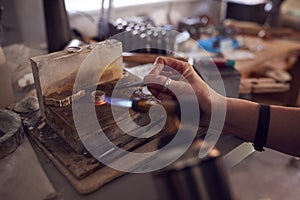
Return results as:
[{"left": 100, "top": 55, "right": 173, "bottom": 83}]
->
[{"left": 105, "top": 97, "right": 133, "bottom": 108}]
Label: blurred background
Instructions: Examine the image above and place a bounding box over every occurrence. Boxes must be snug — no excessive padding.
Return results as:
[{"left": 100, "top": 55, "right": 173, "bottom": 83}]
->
[{"left": 0, "top": 0, "right": 300, "bottom": 199}]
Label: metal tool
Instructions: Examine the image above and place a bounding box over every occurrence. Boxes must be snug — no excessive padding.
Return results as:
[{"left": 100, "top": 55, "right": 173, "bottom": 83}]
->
[
  {"left": 43, "top": 0, "right": 72, "bottom": 52},
  {"left": 98, "top": 0, "right": 113, "bottom": 40},
  {"left": 115, "top": 74, "right": 181, "bottom": 89},
  {"left": 153, "top": 143, "right": 234, "bottom": 200},
  {"left": 131, "top": 99, "right": 180, "bottom": 116},
  {"left": 106, "top": 97, "right": 197, "bottom": 135},
  {"left": 114, "top": 81, "right": 146, "bottom": 89}
]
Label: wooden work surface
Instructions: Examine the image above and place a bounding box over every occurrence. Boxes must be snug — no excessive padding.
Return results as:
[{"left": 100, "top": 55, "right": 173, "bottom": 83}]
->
[
  {"left": 22, "top": 72, "right": 158, "bottom": 194},
  {"left": 233, "top": 36, "right": 300, "bottom": 77},
  {"left": 22, "top": 71, "right": 206, "bottom": 194}
]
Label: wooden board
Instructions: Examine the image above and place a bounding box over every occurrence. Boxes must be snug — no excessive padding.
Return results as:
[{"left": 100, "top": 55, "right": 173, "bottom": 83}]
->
[
  {"left": 22, "top": 108, "right": 168, "bottom": 194},
  {"left": 44, "top": 72, "right": 156, "bottom": 153},
  {"left": 23, "top": 112, "right": 207, "bottom": 194},
  {"left": 20, "top": 72, "right": 166, "bottom": 194},
  {"left": 21, "top": 69, "right": 209, "bottom": 194}
]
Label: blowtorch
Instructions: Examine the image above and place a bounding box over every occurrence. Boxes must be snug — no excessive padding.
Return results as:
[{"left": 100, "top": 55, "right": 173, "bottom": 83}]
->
[{"left": 131, "top": 98, "right": 181, "bottom": 117}]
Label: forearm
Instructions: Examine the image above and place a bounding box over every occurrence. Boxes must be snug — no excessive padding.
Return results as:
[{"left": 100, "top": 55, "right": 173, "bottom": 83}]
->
[
  {"left": 267, "top": 105, "right": 300, "bottom": 156},
  {"left": 223, "top": 98, "right": 300, "bottom": 157},
  {"left": 223, "top": 98, "right": 259, "bottom": 141}
]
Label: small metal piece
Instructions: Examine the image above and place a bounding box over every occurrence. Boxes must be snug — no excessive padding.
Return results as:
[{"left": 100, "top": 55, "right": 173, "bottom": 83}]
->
[
  {"left": 98, "top": 147, "right": 115, "bottom": 159},
  {"left": 65, "top": 46, "right": 82, "bottom": 53},
  {"left": 91, "top": 90, "right": 105, "bottom": 103},
  {"left": 162, "top": 77, "right": 172, "bottom": 92}
]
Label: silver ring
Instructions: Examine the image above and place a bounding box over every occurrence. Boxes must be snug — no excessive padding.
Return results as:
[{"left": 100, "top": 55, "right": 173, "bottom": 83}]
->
[
  {"left": 91, "top": 90, "right": 105, "bottom": 103},
  {"left": 162, "top": 77, "right": 172, "bottom": 92},
  {"left": 65, "top": 46, "right": 82, "bottom": 53}
]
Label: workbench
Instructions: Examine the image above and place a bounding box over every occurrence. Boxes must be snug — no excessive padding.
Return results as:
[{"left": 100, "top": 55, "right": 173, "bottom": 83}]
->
[
  {"left": 233, "top": 35, "right": 300, "bottom": 106},
  {"left": 19, "top": 71, "right": 252, "bottom": 199},
  {"left": 34, "top": 36, "right": 300, "bottom": 198},
  {"left": 3, "top": 35, "right": 300, "bottom": 199},
  {"left": 28, "top": 128, "right": 253, "bottom": 200}
]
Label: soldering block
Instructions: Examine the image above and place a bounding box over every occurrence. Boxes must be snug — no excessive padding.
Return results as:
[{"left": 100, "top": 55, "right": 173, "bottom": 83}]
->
[
  {"left": 30, "top": 39, "right": 123, "bottom": 118},
  {"left": 30, "top": 40, "right": 126, "bottom": 152}
]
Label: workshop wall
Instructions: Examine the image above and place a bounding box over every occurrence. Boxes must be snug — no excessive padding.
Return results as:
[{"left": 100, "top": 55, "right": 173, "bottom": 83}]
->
[
  {"left": 0, "top": 0, "right": 209, "bottom": 48},
  {"left": 0, "top": 0, "right": 46, "bottom": 48},
  {"left": 68, "top": 0, "right": 210, "bottom": 39}
]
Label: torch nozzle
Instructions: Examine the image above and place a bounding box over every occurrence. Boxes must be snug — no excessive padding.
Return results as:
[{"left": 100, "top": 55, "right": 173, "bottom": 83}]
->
[{"left": 131, "top": 99, "right": 180, "bottom": 117}]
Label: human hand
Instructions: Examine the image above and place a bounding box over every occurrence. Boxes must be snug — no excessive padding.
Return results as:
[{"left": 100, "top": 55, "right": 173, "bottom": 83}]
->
[{"left": 144, "top": 56, "right": 224, "bottom": 120}]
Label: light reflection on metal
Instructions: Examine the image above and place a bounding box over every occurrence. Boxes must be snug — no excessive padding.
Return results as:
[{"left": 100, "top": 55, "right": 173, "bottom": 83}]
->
[{"left": 95, "top": 100, "right": 107, "bottom": 106}]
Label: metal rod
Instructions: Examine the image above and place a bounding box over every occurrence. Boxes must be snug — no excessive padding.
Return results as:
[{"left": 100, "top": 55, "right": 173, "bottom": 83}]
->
[
  {"left": 107, "top": 0, "right": 113, "bottom": 21},
  {"left": 115, "top": 74, "right": 181, "bottom": 89},
  {"left": 100, "top": 0, "right": 105, "bottom": 20}
]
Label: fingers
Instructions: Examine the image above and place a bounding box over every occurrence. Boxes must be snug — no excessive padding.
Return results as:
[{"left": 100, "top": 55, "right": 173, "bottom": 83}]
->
[
  {"left": 143, "top": 56, "right": 217, "bottom": 118},
  {"left": 144, "top": 74, "right": 193, "bottom": 97},
  {"left": 145, "top": 56, "right": 208, "bottom": 102},
  {"left": 144, "top": 74, "right": 172, "bottom": 92},
  {"left": 148, "top": 87, "right": 174, "bottom": 100},
  {"left": 153, "top": 56, "right": 193, "bottom": 76},
  {"left": 149, "top": 57, "right": 165, "bottom": 75},
  {"left": 150, "top": 56, "right": 198, "bottom": 84}
]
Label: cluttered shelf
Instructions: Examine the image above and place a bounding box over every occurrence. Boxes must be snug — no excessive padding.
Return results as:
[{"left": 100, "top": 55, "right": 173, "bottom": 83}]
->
[{"left": 230, "top": 35, "right": 300, "bottom": 106}]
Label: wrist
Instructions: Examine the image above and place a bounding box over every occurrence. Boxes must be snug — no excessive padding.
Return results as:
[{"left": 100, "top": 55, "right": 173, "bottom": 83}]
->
[{"left": 223, "top": 98, "right": 260, "bottom": 140}]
